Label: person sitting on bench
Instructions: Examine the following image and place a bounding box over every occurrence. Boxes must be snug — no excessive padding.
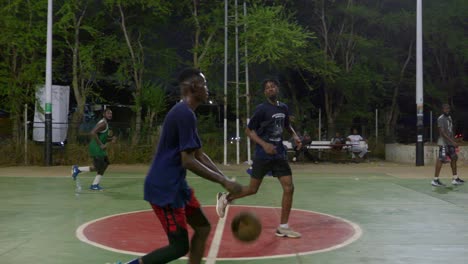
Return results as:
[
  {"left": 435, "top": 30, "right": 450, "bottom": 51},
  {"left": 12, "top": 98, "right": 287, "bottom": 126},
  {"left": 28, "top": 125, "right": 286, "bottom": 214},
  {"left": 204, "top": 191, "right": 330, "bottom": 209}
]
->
[
  {"left": 346, "top": 128, "right": 368, "bottom": 161},
  {"left": 292, "top": 132, "right": 318, "bottom": 163},
  {"left": 330, "top": 132, "right": 346, "bottom": 151}
]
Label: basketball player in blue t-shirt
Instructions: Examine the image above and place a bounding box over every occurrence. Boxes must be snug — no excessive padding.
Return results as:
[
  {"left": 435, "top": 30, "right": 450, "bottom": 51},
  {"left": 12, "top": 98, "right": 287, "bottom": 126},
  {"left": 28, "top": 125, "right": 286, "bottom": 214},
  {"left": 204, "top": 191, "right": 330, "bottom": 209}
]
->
[
  {"left": 216, "top": 78, "right": 303, "bottom": 238},
  {"left": 124, "top": 68, "right": 242, "bottom": 264}
]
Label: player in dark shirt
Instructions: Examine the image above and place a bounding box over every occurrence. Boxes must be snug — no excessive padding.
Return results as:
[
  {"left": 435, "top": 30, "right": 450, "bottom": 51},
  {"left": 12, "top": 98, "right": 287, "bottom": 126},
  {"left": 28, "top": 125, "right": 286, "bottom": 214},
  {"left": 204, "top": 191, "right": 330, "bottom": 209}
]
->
[
  {"left": 217, "top": 78, "right": 302, "bottom": 238},
  {"left": 124, "top": 68, "right": 242, "bottom": 264}
]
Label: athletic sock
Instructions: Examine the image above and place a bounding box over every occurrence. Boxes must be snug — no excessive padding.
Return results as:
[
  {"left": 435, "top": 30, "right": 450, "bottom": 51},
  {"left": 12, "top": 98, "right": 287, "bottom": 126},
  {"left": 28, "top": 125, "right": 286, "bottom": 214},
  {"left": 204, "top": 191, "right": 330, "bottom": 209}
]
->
[
  {"left": 78, "top": 166, "right": 90, "bottom": 172},
  {"left": 92, "top": 175, "right": 102, "bottom": 185},
  {"left": 280, "top": 223, "right": 289, "bottom": 229},
  {"left": 434, "top": 177, "right": 439, "bottom": 180},
  {"left": 453, "top": 175, "right": 458, "bottom": 179}
]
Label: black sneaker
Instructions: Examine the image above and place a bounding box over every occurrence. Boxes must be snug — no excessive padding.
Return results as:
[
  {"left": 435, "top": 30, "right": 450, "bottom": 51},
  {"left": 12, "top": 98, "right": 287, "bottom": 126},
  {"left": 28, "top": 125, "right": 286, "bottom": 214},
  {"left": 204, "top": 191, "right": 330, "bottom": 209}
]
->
[
  {"left": 452, "top": 178, "right": 464, "bottom": 185},
  {"left": 431, "top": 179, "right": 446, "bottom": 187}
]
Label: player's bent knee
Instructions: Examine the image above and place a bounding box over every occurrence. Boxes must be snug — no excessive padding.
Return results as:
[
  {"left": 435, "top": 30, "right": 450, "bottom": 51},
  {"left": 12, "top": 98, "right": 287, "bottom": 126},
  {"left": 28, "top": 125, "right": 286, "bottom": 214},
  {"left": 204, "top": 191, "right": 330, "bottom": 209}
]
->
[
  {"left": 194, "top": 224, "right": 211, "bottom": 239},
  {"left": 247, "top": 187, "right": 259, "bottom": 195},
  {"left": 169, "top": 231, "right": 190, "bottom": 258},
  {"left": 283, "top": 184, "right": 294, "bottom": 194},
  {"left": 142, "top": 229, "right": 189, "bottom": 263},
  {"left": 187, "top": 208, "right": 211, "bottom": 237},
  {"left": 172, "top": 240, "right": 189, "bottom": 258}
]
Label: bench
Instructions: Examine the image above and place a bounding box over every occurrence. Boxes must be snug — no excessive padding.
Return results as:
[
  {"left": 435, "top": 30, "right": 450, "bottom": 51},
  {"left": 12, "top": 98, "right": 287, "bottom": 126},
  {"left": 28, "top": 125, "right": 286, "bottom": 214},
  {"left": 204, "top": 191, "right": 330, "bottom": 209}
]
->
[
  {"left": 283, "top": 140, "right": 369, "bottom": 162},
  {"left": 308, "top": 141, "right": 334, "bottom": 150},
  {"left": 308, "top": 141, "right": 352, "bottom": 161},
  {"left": 283, "top": 140, "right": 341, "bottom": 162}
]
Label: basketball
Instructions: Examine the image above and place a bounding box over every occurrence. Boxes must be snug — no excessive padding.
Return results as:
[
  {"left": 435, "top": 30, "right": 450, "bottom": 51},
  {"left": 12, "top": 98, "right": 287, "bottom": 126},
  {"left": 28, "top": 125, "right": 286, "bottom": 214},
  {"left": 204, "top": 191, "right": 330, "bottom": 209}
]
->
[{"left": 231, "top": 211, "right": 262, "bottom": 242}]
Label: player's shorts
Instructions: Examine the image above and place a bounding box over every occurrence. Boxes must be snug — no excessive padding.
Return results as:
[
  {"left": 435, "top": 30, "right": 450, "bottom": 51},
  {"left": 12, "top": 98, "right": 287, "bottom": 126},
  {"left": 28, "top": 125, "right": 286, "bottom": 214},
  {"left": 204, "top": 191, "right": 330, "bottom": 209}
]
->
[
  {"left": 438, "top": 145, "right": 458, "bottom": 162},
  {"left": 251, "top": 158, "right": 292, "bottom": 179},
  {"left": 150, "top": 189, "right": 202, "bottom": 234},
  {"left": 92, "top": 156, "right": 109, "bottom": 175}
]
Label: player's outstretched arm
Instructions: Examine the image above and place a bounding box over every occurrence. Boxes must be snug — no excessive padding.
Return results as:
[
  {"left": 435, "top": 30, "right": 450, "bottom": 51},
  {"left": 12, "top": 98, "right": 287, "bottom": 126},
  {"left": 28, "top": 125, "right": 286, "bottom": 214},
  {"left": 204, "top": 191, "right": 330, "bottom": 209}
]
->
[
  {"left": 181, "top": 150, "right": 241, "bottom": 194},
  {"left": 194, "top": 149, "right": 223, "bottom": 175}
]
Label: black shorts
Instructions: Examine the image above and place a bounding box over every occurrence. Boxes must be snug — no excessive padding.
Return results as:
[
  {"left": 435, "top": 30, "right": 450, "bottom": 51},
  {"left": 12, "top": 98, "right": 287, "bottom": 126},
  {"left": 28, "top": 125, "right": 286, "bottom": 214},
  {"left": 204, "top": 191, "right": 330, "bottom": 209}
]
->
[
  {"left": 439, "top": 145, "right": 457, "bottom": 162},
  {"left": 251, "top": 158, "right": 292, "bottom": 179},
  {"left": 92, "top": 156, "right": 110, "bottom": 175}
]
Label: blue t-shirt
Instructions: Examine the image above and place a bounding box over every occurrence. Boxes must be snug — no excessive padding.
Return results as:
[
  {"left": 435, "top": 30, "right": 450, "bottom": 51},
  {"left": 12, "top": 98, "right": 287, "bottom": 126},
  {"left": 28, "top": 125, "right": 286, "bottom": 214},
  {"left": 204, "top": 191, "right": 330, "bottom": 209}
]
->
[
  {"left": 144, "top": 101, "right": 201, "bottom": 207},
  {"left": 247, "top": 101, "right": 290, "bottom": 160}
]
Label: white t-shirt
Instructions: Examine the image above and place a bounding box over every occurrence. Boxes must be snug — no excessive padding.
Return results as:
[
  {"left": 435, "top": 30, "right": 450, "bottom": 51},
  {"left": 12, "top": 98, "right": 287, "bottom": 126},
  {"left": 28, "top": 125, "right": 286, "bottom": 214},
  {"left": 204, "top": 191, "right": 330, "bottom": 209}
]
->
[{"left": 348, "top": 135, "right": 363, "bottom": 145}]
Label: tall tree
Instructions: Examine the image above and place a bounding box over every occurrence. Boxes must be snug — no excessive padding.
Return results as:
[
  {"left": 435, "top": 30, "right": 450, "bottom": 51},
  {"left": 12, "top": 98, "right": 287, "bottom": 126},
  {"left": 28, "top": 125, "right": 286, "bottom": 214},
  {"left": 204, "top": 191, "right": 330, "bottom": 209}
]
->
[
  {"left": 188, "top": 0, "right": 222, "bottom": 69},
  {"left": 0, "top": 0, "right": 47, "bottom": 144},
  {"left": 297, "top": 0, "right": 387, "bottom": 137},
  {"left": 241, "top": 3, "right": 315, "bottom": 123},
  {"left": 54, "top": 0, "right": 120, "bottom": 142},
  {"left": 104, "top": 0, "right": 171, "bottom": 146},
  {"left": 375, "top": 7, "right": 415, "bottom": 140},
  {"left": 141, "top": 81, "right": 166, "bottom": 144},
  {"left": 424, "top": 0, "right": 468, "bottom": 108}
]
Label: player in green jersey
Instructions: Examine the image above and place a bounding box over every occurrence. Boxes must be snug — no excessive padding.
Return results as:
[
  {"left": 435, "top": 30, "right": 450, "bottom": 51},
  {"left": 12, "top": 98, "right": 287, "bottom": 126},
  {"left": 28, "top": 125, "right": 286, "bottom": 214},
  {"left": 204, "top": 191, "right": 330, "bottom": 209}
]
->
[{"left": 71, "top": 108, "right": 116, "bottom": 190}]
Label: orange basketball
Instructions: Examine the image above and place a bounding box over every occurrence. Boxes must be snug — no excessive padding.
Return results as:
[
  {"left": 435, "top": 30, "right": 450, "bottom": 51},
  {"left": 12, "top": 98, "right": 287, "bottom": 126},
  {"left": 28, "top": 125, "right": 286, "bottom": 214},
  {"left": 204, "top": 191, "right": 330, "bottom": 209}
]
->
[{"left": 231, "top": 211, "right": 262, "bottom": 242}]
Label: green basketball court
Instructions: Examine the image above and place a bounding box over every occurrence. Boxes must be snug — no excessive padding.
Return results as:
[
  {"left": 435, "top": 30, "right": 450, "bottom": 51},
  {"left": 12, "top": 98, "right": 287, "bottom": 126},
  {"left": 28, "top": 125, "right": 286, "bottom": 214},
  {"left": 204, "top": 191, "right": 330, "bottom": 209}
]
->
[{"left": 1, "top": 162, "right": 467, "bottom": 264}]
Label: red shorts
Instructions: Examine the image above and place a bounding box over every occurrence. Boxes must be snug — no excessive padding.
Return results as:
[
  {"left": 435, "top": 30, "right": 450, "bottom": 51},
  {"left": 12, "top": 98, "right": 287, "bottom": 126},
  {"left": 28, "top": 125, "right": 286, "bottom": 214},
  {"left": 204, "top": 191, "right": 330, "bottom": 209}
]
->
[{"left": 150, "top": 189, "right": 201, "bottom": 234}]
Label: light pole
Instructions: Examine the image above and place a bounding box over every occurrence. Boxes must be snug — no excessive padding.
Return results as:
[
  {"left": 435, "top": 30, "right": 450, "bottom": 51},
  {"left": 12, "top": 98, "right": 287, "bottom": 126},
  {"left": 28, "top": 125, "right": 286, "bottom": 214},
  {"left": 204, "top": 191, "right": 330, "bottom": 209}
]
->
[
  {"left": 415, "top": 0, "right": 424, "bottom": 166},
  {"left": 45, "top": 0, "right": 53, "bottom": 166},
  {"left": 235, "top": 0, "right": 240, "bottom": 165},
  {"left": 223, "top": 0, "right": 228, "bottom": 165},
  {"left": 244, "top": 1, "right": 251, "bottom": 164}
]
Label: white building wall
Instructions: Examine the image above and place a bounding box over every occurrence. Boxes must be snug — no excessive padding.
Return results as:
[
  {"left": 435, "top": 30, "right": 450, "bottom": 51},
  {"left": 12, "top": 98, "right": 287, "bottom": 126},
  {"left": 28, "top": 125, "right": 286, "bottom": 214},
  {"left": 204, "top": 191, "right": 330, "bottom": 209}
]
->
[{"left": 385, "top": 143, "right": 468, "bottom": 165}]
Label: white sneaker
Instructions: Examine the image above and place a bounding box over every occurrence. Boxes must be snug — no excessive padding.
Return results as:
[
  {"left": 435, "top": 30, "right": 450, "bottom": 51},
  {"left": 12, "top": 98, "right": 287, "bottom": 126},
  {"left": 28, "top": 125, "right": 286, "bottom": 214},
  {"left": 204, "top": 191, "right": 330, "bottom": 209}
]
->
[
  {"left": 216, "top": 192, "right": 229, "bottom": 218},
  {"left": 275, "top": 226, "right": 301, "bottom": 238},
  {"left": 431, "top": 179, "right": 446, "bottom": 187},
  {"left": 452, "top": 178, "right": 464, "bottom": 185}
]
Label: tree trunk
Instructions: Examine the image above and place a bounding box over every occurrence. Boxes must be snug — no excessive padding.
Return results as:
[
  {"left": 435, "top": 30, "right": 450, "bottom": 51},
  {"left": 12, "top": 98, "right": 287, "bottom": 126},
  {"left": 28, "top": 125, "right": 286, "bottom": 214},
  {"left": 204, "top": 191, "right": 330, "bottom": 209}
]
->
[
  {"left": 324, "top": 86, "right": 343, "bottom": 140},
  {"left": 67, "top": 2, "right": 87, "bottom": 143},
  {"left": 318, "top": 0, "right": 354, "bottom": 140},
  {"left": 191, "top": 0, "right": 215, "bottom": 68},
  {"left": 12, "top": 112, "right": 21, "bottom": 148},
  {"left": 192, "top": 0, "right": 200, "bottom": 67},
  {"left": 118, "top": 4, "right": 143, "bottom": 146},
  {"left": 384, "top": 40, "right": 413, "bottom": 140},
  {"left": 287, "top": 79, "right": 302, "bottom": 132},
  {"left": 69, "top": 27, "right": 83, "bottom": 144}
]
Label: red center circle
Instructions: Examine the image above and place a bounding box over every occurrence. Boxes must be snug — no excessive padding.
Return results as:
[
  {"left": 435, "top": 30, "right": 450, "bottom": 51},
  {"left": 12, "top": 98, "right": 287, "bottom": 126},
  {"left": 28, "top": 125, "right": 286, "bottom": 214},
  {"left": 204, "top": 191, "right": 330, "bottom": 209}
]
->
[{"left": 77, "top": 206, "right": 361, "bottom": 260}]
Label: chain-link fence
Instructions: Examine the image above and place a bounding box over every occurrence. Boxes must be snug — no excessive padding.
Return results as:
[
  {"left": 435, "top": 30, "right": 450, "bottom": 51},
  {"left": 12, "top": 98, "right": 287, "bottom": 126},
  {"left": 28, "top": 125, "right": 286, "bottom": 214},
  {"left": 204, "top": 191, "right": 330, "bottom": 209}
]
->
[{"left": 2, "top": 105, "right": 466, "bottom": 165}]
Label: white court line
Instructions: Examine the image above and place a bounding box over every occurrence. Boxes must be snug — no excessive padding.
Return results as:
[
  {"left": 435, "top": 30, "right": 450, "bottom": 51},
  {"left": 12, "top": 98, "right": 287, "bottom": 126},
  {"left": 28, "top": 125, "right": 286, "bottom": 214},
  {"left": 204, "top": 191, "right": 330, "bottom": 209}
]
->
[
  {"left": 76, "top": 210, "right": 149, "bottom": 256},
  {"left": 76, "top": 206, "right": 362, "bottom": 261},
  {"left": 205, "top": 205, "right": 230, "bottom": 264}
]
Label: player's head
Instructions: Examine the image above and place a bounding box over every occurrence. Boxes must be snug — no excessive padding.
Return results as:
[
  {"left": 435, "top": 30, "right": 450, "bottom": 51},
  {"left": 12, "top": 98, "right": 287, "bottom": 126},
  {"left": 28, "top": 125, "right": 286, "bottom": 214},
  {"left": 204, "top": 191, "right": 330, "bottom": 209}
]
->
[
  {"left": 352, "top": 128, "right": 358, "bottom": 135},
  {"left": 262, "top": 78, "right": 279, "bottom": 102},
  {"left": 103, "top": 108, "right": 112, "bottom": 120},
  {"left": 179, "top": 68, "right": 208, "bottom": 103},
  {"left": 441, "top": 103, "right": 450, "bottom": 116}
]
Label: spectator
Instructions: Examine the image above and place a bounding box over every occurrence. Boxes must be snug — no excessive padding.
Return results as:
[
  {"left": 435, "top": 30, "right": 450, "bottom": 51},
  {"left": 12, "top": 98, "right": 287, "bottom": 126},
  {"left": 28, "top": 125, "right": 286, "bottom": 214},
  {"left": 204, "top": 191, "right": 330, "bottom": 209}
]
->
[
  {"left": 347, "top": 128, "right": 368, "bottom": 161},
  {"left": 330, "top": 132, "right": 346, "bottom": 151},
  {"left": 292, "top": 132, "right": 318, "bottom": 163}
]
